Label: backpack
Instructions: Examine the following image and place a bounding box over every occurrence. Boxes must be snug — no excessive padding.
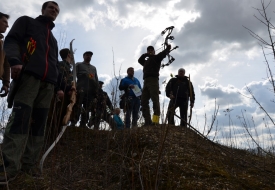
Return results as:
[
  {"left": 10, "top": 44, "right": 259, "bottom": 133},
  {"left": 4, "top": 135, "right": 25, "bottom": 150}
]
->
[{"left": 119, "top": 94, "right": 126, "bottom": 109}]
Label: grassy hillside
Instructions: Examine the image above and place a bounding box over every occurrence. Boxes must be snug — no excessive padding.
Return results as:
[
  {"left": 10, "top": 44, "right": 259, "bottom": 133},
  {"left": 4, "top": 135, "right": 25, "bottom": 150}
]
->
[{"left": 5, "top": 125, "right": 275, "bottom": 190}]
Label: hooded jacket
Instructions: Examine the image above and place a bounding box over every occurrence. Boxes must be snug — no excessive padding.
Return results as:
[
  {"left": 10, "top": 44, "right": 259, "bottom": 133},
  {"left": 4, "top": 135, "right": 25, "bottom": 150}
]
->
[
  {"left": 165, "top": 75, "right": 195, "bottom": 103},
  {"left": 4, "top": 15, "right": 59, "bottom": 84},
  {"left": 0, "top": 34, "right": 10, "bottom": 87}
]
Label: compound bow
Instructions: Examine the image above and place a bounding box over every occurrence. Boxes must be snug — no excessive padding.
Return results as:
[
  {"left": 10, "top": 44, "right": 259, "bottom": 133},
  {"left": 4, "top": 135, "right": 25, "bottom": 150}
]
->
[{"left": 160, "top": 26, "right": 179, "bottom": 68}]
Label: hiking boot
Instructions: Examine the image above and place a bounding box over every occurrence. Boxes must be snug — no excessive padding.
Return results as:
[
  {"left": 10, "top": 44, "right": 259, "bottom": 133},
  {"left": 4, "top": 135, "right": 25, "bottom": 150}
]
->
[{"left": 0, "top": 173, "right": 18, "bottom": 185}]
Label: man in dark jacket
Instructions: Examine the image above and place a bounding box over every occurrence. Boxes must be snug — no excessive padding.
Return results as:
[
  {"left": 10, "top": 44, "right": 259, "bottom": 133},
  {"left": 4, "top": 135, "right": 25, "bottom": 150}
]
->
[
  {"left": 47, "top": 48, "right": 73, "bottom": 136},
  {"left": 0, "top": 1, "right": 60, "bottom": 183},
  {"left": 90, "top": 81, "right": 114, "bottom": 130},
  {"left": 165, "top": 68, "right": 195, "bottom": 127},
  {"left": 71, "top": 51, "right": 98, "bottom": 128},
  {"left": 138, "top": 45, "right": 170, "bottom": 125},
  {"left": 56, "top": 48, "right": 73, "bottom": 100}
]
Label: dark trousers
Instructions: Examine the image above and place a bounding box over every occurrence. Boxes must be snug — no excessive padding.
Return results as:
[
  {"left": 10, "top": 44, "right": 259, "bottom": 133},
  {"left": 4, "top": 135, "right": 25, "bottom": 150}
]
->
[
  {"left": 90, "top": 110, "right": 114, "bottom": 130},
  {"left": 125, "top": 96, "right": 140, "bottom": 128},
  {"left": 167, "top": 98, "right": 188, "bottom": 127},
  {"left": 2, "top": 74, "right": 54, "bottom": 175},
  {"left": 141, "top": 77, "right": 160, "bottom": 124},
  {"left": 72, "top": 89, "right": 94, "bottom": 126}
]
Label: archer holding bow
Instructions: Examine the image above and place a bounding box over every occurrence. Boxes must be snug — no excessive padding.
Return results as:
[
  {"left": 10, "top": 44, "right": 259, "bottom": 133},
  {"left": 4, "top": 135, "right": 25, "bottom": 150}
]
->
[
  {"left": 165, "top": 68, "right": 195, "bottom": 127},
  {"left": 138, "top": 44, "right": 171, "bottom": 125},
  {"left": 47, "top": 47, "right": 75, "bottom": 136}
]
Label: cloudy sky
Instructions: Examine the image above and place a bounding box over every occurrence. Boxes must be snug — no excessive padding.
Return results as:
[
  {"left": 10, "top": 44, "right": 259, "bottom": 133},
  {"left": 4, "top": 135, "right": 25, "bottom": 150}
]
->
[{"left": 1, "top": 0, "right": 275, "bottom": 149}]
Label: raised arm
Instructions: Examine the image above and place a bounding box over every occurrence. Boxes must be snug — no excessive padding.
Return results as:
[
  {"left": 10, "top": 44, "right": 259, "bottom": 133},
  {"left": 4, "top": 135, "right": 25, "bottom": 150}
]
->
[{"left": 138, "top": 53, "right": 148, "bottom": 66}]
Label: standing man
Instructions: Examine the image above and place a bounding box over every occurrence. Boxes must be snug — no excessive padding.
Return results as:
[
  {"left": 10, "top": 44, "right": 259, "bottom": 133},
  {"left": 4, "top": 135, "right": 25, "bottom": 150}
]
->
[
  {"left": 165, "top": 68, "right": 195, "bottom": 127},
  {"left": 119, "top": 67, "right": 142, "bottom": 128},
  {"left": 0, "top": 1, "right": 60, "bottom": 183},
  {"left": 47, "top": 48, "right": 73, "bottom": 136},
  {"left": 90, "top": 81, "right": 114, "bottom": 130},
  {"left": 71, "top": 51, "right": 98, "bottom": 128},
  {"left": 56, "top": 48, "right": 73, "bottom": 101},
  {"left": 0, "top": 12, "right": 10, "bottom": 97},
  {"left": 138, "top": 45, "right": 171, "bottom": 125}
]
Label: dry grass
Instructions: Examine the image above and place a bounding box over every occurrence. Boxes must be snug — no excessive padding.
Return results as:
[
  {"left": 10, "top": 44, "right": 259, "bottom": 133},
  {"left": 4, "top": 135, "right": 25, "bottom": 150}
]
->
[{"left": 5, "top": 125, "right": 275, "bottom": 190}]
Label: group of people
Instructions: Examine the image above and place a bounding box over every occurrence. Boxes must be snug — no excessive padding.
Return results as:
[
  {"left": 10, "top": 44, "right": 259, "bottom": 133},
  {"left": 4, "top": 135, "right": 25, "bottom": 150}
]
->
[
  {"left": 51, "top": 48, "right": 114, "bottom": 130},
  {"left": 0, "top": 1, "right": 195, "bottom": 184},
  {"left": 119, "top": 61, "right": 195, "bottom": 129}
]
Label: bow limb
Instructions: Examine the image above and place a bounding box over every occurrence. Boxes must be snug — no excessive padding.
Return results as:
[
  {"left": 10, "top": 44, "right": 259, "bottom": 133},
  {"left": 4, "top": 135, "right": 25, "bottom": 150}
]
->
[
  {"left": 188, "top": 106, "right": 192, "bottom": 126},
  {"left": 63, "top": 39, "right": 76, "bottom": 125},
  {"left": 188, "top": 74, "right": 193, "bottom": 126},
  {"left": 62, "top": 81, "right": 76, "bottom": 125},
  {"left": 39, "top": 125, "right": 67, "bottom": 173},
  {"left": 161, "top": 28, "right": 171, "bottom": 68},
  {"left": 40, "top": 39, "right": 76, "bottom": 173}
]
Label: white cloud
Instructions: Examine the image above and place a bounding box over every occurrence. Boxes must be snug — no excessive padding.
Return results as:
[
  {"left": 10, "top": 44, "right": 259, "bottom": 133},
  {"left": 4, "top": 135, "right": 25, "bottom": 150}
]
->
[
  {"left": 101, "top": 0, "right": 200, "bottom": 34},
  {"left": 200, "top": 81, "right": 244, "bottom": 106},
  {"left": 211, "top": 42, "right": 241, "bottom": 62},
  {"left": 3, "top": 0, "right": 275, "bottom": 149},
  {"left": 245, "top": 46, "right": 261, "bottom": 60},
  {"left": 98, "top": 74, "right": 112, "bottom": 85}
]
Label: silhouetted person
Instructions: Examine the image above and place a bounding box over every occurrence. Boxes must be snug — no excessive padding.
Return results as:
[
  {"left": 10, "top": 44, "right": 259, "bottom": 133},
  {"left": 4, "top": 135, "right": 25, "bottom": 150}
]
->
[{"left": 165, "top": 68, "right": 195, "bottom": 127}]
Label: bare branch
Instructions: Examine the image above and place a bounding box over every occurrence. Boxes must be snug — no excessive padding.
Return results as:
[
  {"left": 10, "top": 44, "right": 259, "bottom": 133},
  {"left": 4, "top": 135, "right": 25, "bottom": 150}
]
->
[
  {"left": 246, "top": 86, "right": 275, "bottom": 126},
  {"left": 261, "top": 46, "right": 275, "bottom": 93},
  {"left": 243, "top": 26, "right": 271, "bottom": 46}
]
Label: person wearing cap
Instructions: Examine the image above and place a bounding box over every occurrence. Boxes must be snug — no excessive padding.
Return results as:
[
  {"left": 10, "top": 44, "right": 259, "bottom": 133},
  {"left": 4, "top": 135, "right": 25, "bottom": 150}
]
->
[
  {"left": 89, "top": 81, "right": 114, "bottom": 129},
  {"left": 119, "top": 67, "right": 142, "bottom": 128},
  {"left": 138, "top": 45, "right": 171, "bottom": 125},
  {"left": 56, "top": 48, "right": 74, "bottom": 100},
  {"left": 71, "top": 51, "right": 98, "bottom": 128},
  {"left": 165, "top": 68, "right": 195, "bottom": 127},
  {"left": 47, "top": 48, "right": 74, "bottom": 136}
]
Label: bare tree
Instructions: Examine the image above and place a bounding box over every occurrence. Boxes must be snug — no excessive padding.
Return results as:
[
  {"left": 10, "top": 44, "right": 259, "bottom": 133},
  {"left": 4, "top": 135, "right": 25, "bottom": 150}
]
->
[
  {"left": 242, "top": 0, "right": 275, "bottom": 154},
  {"left": 243, "top": 0, "right": 275, "bottom": 92}
]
